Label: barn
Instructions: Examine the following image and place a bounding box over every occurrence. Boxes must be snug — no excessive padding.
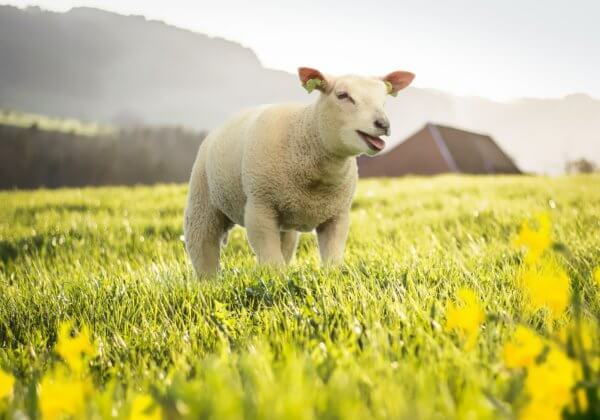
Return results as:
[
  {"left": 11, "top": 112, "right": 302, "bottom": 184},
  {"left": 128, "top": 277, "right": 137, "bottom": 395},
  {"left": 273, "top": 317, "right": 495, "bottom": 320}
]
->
[{"left": 358, "top": 123, "right": 521, "bottom": 177}]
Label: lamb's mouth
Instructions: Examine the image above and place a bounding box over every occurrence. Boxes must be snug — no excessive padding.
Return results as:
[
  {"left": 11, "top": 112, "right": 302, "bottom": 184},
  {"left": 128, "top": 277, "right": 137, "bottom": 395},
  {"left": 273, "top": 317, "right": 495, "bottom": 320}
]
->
[{"left": 356, "top": 130, "right": 386, "bottom": 152}]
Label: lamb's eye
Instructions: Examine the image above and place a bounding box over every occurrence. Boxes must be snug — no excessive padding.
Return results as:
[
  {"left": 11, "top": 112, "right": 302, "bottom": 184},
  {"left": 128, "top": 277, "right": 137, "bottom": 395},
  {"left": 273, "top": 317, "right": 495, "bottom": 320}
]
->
[{"left": 336, "top": 92, "right": 355, "bottom": 104}]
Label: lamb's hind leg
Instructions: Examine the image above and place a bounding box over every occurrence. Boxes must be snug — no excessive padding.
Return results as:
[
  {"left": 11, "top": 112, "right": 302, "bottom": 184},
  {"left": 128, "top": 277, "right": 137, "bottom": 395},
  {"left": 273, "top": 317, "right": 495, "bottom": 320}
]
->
[
  {"left": 185, "top": 207, "right": 230, "bottom": 277},
  {"left": 184, "top": 167, "right": 230, "bottom": 277}
]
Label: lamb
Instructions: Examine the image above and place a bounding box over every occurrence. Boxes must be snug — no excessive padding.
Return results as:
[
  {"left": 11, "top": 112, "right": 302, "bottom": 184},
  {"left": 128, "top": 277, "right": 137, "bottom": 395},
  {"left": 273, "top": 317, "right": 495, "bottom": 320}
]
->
[{"left": 184, "top": 67, "right": 415, "bottom": 276}]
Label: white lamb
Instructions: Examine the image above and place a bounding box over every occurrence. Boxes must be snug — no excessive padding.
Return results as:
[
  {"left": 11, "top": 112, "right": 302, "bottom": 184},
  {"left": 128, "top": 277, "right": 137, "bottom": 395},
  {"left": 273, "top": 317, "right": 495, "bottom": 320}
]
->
[{"left": 184, "top": 67, "right": 415, "bottom": 276}]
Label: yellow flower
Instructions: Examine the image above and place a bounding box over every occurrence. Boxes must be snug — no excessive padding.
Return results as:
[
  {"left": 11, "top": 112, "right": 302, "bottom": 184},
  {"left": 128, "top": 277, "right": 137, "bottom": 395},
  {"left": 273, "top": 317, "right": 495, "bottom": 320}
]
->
[
  {"left": 55, "top": 321, "right": 97, "bottom": 373},
  {"left": 0, "top": 370, "right": 15, "bottom": 400},
  {"left": 522, "top": 348, "right": 579, "bottom": 418},
  {"left": 519, "top": 401, "right": 562, "bottom": 420},
  {"left": 445, "top": 288, "right": 485, "bottom": 348},
  {"left": 38, "top": 367, "right": 93, "bottom": 419},
  {"left": 130, "top": 393, "right": 161, "bottom": 420},
  {"left": 514, "top": 213, "right": 552, "bottom": 264},
  {"left": 594, "top": 267, "right": 600, "bottom": 287},
  {"left": 503, "top": 326, "right": 545, "bottom": 368},
  {"left": 518, "top": 259, "right": 570, "bottom": 319}
]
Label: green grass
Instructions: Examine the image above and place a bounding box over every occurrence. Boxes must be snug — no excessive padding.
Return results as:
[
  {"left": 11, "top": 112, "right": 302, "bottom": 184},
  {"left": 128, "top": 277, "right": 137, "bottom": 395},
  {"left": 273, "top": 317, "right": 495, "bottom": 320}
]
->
[
  {"left": 1, "top": 175, "right": 599, "bottom": 419},
  {"left": 0, "top": 109, "right": 114, "bottom": 136}
]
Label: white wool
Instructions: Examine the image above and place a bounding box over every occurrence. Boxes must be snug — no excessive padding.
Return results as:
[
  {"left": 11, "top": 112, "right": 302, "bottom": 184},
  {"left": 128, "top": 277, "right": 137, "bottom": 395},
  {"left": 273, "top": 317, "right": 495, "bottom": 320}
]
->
[{"left": 184, "top": 71, "right": 412, "bottom": 276}]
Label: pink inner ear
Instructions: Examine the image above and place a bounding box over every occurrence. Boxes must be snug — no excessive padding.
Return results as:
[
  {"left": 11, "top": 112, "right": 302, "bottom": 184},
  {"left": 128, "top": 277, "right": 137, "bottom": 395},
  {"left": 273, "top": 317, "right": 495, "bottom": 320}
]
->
[
  {"left": 298, "top": 67, "right": 326, "bottom": 84},
  {"left": 383, "top": 71, "right": 415, "bottom": 92}
]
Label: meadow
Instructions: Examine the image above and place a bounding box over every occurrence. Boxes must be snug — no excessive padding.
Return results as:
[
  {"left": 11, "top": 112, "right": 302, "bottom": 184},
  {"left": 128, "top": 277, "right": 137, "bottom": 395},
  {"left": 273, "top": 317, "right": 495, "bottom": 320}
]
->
[{"left": 1, "top": 175, "right": 599, "bottom": 419}]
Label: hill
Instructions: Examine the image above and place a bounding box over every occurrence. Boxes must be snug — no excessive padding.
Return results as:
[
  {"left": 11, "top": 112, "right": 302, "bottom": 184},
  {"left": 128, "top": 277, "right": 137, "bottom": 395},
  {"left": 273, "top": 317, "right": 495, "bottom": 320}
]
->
[
  {"left": 0, "top": 5, "right": 307, "bottom": 128},
  {"left": 1, "top": 6, "right": 599, "bottom": 173}
]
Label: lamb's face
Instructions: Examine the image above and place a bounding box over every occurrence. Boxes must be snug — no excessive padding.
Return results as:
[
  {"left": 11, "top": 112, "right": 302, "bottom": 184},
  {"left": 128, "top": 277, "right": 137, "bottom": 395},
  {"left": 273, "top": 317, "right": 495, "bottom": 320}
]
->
[
  {"left": 323, "top": 75, "right": 390, "bottom": 157},
  {"left": 298, "top": 67, "right": 415, "bottom": 157}
]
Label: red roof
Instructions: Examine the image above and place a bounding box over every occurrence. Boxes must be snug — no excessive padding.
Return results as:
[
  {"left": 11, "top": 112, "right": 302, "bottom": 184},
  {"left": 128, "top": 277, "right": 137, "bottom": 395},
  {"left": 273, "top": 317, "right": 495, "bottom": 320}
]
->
[{"left": 358, "top": 123, "right": 521, "bottom": 177}]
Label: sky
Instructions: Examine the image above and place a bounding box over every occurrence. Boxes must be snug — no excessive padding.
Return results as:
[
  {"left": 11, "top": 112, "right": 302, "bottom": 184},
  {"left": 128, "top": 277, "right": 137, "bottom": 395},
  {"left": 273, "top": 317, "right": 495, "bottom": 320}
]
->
[{"left": 4, "top": 0, "right": 600, "bottom": 101}]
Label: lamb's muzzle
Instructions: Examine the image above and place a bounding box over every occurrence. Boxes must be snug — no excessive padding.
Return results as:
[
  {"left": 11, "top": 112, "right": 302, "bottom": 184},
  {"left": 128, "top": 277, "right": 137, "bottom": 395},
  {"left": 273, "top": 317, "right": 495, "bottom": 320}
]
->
[{"left": 356, "top": 131, "right": 386, "bottom": 152}]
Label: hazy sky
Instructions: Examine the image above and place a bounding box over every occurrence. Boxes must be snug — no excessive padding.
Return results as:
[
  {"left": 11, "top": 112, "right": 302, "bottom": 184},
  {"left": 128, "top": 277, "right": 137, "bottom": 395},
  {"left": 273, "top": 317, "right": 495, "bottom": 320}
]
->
[{"left": 5, "top": 0, "right": 600, "bottom": 101}]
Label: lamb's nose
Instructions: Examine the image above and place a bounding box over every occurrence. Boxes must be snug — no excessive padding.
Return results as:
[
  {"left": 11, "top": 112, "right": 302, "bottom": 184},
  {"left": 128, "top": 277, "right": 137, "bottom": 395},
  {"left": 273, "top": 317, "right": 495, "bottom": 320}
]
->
[{"left": 374, "top": 117, "right": 390, "bottom": 135}]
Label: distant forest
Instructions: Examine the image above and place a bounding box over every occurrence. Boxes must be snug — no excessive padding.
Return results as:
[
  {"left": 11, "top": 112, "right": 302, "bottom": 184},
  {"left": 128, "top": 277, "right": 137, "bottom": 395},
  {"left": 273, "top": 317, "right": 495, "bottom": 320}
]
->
[{"left": 0, "top": 124, "right": 205, "bottom": 189}]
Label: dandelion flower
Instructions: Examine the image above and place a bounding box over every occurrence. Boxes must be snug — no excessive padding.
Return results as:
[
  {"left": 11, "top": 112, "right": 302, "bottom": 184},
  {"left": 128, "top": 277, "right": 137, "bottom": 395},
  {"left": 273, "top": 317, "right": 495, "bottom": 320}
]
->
[
  {"left": 38, "top": 367, "right": 92, "bottom": 419},
  {"left": 55, "top": 321, "right": 97, "bottom": 373},
  {"left": 445, "top": 287, "right": 485, "bottom": 348},
  {"left": 518, "top": 259, "right": 570, "bottom": 319},
  {"left": 519, "top": 400, "right": 562, "bottom": 420},
  {"left": 522, "top": 348, "right": 579, "bottom": 419},
  {"left": 130, "top": 393, "right": 161, "bottom": 420},
  {"left": 0, "top": 370, "right": 15, "bottom": 400},
  {"left": 503, "top": 326, "right": 544, "bottom": 368},
  {"left": 514, "top": 213, "right": 552, "bottom": 264}
]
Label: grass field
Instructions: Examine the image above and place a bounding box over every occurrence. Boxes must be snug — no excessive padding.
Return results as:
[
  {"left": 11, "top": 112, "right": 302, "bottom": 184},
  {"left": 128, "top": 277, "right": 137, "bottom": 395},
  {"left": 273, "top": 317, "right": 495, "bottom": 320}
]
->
[{"left": 1, "top": 175, "right": 599, "bottom": 419}]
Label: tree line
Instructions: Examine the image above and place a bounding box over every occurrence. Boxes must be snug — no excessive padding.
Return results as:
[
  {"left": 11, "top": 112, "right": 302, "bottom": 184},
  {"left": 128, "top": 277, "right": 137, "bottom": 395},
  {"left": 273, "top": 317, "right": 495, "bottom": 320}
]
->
[{"left": 0, "top": 124, "right": 206, "bottom": 189}]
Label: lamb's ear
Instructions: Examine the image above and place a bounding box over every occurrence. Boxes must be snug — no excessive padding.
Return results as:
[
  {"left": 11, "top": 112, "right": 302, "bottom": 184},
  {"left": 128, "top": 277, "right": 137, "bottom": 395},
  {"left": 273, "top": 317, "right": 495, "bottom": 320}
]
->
[
  {"left": 298, "top": 67, "right": 328, "bottom": 93},
  {"left": 382, "top": 71, "right": 415, "bottom": 97}
]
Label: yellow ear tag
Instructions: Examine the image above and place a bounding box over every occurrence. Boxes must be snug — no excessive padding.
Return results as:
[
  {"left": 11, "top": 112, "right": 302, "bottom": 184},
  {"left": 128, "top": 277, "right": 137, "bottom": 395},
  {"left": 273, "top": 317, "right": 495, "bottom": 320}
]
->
[
  {"left": 385, "top": 81, "right": 397, "bottom": 97},
  {"left": 303, "top": 78, "right": 323, "bottom": 93}
]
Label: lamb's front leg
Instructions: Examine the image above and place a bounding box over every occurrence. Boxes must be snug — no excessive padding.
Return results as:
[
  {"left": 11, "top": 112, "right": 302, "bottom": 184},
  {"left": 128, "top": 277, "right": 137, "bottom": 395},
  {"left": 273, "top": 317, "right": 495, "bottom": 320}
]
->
[
  {"left": 245, "top": 200, "right": 285, "bottom": 266},
  {"left": 316, "top": 212, "right": 350, "bottom": 265}
]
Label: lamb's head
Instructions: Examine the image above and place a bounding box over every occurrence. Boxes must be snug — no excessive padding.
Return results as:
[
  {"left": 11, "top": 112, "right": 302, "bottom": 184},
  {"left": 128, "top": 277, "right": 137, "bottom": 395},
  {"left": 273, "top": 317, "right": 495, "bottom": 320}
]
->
[{"left": 298, "top": 67, "right": 414, "bottom": 157}]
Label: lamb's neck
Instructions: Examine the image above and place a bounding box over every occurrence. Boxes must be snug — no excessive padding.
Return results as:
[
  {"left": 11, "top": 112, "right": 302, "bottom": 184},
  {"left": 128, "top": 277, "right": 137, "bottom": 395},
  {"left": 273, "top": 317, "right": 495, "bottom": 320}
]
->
[{"left": 290, "top": 104, "right": 353, "bottom": 185}]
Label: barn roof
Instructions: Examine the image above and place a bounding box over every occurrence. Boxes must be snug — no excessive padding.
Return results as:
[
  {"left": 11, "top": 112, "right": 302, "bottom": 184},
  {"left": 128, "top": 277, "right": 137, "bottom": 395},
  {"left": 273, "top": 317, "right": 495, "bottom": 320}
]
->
[{"left": 358, "top": 123, "right": 521, "bottom": 177}]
